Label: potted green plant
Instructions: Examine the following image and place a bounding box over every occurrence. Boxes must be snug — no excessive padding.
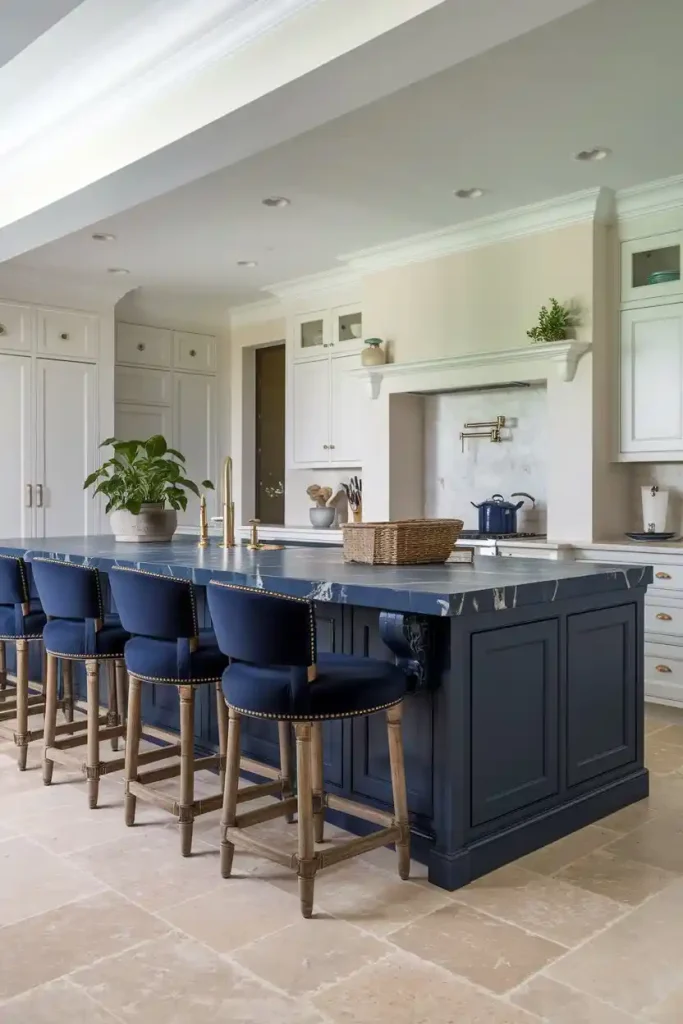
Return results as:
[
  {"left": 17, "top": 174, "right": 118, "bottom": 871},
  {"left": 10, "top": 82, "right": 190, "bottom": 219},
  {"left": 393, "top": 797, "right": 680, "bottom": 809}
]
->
[
  {"left": 526, "top": 298, "right": 577, "bottom": 343},
  {"left": 83, "top": 435, "right": 214, "bottom": 542}
]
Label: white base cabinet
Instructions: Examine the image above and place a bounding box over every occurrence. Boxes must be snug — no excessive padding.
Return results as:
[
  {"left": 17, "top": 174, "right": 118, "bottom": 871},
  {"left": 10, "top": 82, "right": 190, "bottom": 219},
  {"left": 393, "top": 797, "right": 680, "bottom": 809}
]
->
[{"left": 0, "top": 354, "right": 32, "bottom": 538}]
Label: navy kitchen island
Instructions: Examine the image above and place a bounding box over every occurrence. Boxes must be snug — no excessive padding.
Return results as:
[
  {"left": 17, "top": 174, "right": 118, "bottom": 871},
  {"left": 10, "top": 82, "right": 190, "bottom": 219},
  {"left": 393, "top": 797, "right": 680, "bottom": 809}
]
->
[{"left": 0, "top": 536, "right": 651, "bottom": 890}]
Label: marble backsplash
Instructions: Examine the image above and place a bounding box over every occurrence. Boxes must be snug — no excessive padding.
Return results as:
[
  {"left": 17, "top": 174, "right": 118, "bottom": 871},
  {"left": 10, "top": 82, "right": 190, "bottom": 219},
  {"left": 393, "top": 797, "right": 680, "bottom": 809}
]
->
[{"left": 424, "top": 385, "right": 548, "bottom": 532}]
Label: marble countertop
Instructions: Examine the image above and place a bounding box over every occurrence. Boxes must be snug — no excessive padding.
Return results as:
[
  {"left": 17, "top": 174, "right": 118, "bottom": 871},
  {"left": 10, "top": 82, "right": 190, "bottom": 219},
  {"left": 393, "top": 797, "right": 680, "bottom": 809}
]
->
[{"left": 0, "top": 536, "right": 652, "bottom": 618}]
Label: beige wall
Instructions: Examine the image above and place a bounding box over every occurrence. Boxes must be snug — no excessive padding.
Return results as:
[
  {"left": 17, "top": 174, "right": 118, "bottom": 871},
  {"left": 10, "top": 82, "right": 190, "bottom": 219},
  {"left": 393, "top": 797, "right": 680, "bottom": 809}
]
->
[{"left": 362, "top": 221, "right": 594, "bottom": 362}]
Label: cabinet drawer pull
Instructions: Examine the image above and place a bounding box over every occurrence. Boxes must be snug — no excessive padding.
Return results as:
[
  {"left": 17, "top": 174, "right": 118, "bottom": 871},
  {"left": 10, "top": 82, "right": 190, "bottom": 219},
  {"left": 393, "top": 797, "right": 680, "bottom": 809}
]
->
[
  {"left": 656, "top": 612, "right": 673, "bottom": 621},
  {"left": 25, "top": 484, "right": 32, "bottom": 508},
  {"left": 656, "top": 664, "right": 672, "bottom": 673},
  {"left": 656, "top": 572, "right": 672, "bottom": 580},
  {"left": 323, "top": 444, "right": 329, "bottom": 450},
  {"left": 137, "top": 343, "right": 146, "bottom": 352}
]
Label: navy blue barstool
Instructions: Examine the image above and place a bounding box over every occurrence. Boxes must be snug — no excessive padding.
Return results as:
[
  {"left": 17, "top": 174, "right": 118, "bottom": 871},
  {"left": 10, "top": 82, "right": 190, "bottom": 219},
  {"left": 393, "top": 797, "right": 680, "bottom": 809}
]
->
[
  {"left": 109, "top": 567, "right": 233, "bottom": 857},
  {"left": 0, "top": 555, "right": 47, "bottom": 769},
  {"left": 207, "top": 581, "right": 411, "bottom": 919},
  {"left": 31, "top": 558, "right": 130, "bottom": 807}
]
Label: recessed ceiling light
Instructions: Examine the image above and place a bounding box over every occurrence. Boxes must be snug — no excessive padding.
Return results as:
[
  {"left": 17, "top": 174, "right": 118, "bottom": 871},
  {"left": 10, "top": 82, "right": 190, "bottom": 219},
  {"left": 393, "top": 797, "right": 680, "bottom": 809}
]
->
[
  {"left": 237, "top": 260, "right": 258, "bottom": 267},
  {"left": 262, "top": 196, "right": 290, "bottom": 208},
  {"left": 92, "top": 232, "right": 116, "bottom": 242},
  {"left": 573, "top": 147, "right": 611, "bottom": 162},
  {"left": 107, "top": 267, "right": 129, "bottom": 275},
  {"left": 454, "top": 187, "right": 486, "bottom": 199}
]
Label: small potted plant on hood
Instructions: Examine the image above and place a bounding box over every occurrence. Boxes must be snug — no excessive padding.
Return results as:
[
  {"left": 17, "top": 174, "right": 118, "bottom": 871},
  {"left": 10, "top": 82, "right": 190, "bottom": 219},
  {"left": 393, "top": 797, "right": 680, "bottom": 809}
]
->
[
  {"left": 526, "top": 298, "right": 578, "bottom": 343},
  {"left": 84, "top": 435, "right": 214, "bottom": 542}
]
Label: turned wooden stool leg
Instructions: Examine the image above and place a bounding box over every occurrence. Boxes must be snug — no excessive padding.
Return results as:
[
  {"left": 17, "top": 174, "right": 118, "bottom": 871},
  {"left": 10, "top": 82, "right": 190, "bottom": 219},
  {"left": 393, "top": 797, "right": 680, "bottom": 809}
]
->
[
  {"left": 311, "top": 721, "right": 325, "bottom": 843},
  {"left": 220, "top": 707, "right": 241, "bottom": 878},
  {"left": 86, "top": 660, "right": 101, "bottom": 809},
  {"left": 124, "top": 676, "right": 141, "bottom": 826},
  {"left": 115, "top": 659, "right": 127, "bottom": 735},
  {"left": 215, "top": 682, "right": 228, "bottom": 792},
  {"left": 14, "top": 639, "right": 29, "bottom": 770},
  {"left": 0, "top": 640, "right": 6, "bottom": 698},
  {"left": 62, "top": 659, "right": 73, "bottom": 723},
  {"left": 107, "top": 661, "right": 119, "bottom": 751},
  {"left": 295, "top": 722, "right": 316, "bottom": 918},
  {"left": 42, "top": 654, "right": 59, "bottom": 785},
  {"left": 386, "top": 702, "right": 410, "bottom": 880},
  {"left": 278, "top": 721, "right": 294, "bottom": 824},
  {"left": 41, "top": 644, "right": 48, "bottom": 697},
  {"left": 178, "top": 685, "right": 195, "bottom": 856}
]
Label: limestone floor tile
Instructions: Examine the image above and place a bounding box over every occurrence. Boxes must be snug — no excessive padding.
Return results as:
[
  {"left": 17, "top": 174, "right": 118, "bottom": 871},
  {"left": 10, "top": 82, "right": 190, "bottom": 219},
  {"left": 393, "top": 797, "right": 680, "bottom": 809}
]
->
[
  {"left": 312, "top": 951, "right": 539, "bottom": 1024},
  {"left": 0, "top": 979, "right": 122, "bottom": 1024},
  {"left": 0, "top": 820, "right": 18, "bottom": 842},
  {"left": 355, "top": 842, "right": 429, "bottom": 880},
  {"left": 651, "top": 722, "right": 683, "bottom": 747},
  {"left": 644, "top": 702, "right": 683, "bottom": 727},
  {"left": 0, "top": 891, "right": 168, "bottom": 1001},
  {"left": 71, "top": 932, "right": 324, "bottom": 1024},
  {"left": 644, "top": 773, "right": 683, "bottom": 814},
  {"left": 556, "top": 847, "right": 677, "bottom": 906},
  {"left": 68, "top": 828, "right": 224, "bottom": 911},
  {"left": 645, "top": 737, "right": 683, "bottom": 775},
  {"left": 391, "top": 901, "right": 565, "bottom": 995},
  {"left": 8, "top": 795, "right": 172, "bottom": 856},
  {"left": 605, "top": 812, "right": 683, "bottom": 874},
  {"left": 158, "top": 877, "right": 301, "bottom": 952},
  {"left": 597, "top": 798, "right": 658, "bottom": 835},
  {"left": 517, "top": 824, "right": 619, "bottom": 875},
  {"left": 267, "top": 860, "right": 452, "bottom": 937},
  {"left": 649, "top": 985, "right": 683, "bottom": 1022},
  {"left": 548, "top": 878, "right": 683, "bottom": 1017},
  {"left": 451, "top": 864, "right": 625, "bottom": 946},
  {"left": 510, "top": 976, "right": 643, "bottom": 1023},
  {"left": 0, "top": 836, "right": 104, "bottom": 927},
  {"left": 233, "top": 916, "right": 390, "bottom": 996}
]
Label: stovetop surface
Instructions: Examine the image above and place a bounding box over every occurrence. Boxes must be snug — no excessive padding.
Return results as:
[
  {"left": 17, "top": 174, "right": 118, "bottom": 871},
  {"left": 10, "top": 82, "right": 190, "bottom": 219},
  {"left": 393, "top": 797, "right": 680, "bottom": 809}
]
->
[{"left": 459, "top": 531, "right": 547, "bottom": 540}]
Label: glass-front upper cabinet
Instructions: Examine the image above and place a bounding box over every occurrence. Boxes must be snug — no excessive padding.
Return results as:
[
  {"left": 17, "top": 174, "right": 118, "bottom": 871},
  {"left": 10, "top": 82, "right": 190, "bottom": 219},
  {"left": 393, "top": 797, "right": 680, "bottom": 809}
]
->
[
  {"left": 622, "top": 231, "right": 683, "bottom": 303},
  {"left": 332, "top": 305, "right": 363, "bottom": 353},
  {"left": 292, "top": 311, "right": 329, "bottom": 360}
]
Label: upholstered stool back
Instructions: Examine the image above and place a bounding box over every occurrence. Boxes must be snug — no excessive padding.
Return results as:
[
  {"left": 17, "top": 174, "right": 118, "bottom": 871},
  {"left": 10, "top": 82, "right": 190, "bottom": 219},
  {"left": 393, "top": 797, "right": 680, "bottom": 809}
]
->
[
  {"left": 0, "top": 554, "right": 31, "bottom": 609},
  {"left": 108, "top": 567, "right": 197, "bottom": 640},
  {"left": 207, "top": 584, "right": 316, "bottom": 668},
  {"left": 31, "top": 559, "right": 103, "bottom": 621}
]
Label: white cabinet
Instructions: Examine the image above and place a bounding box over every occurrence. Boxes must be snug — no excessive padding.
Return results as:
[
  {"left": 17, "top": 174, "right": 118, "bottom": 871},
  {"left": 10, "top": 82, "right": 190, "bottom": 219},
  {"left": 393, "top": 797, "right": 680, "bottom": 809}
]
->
[
  {"left": 332, "top": 304, "right": 364, "bottom": 354},
  {"left": 619, "top": 303, "right": 683, "bottom": 458},
  {"left": 35, "top": 360, "right": 98, "bottom": 537},
  {"left": 116, "top": 323, "right": 172, "bottom": 367},
  {"left": 621, "top": 231, "right": 683, "bottom": 305},
  {"left": 0, "top": 355, "right": 32, "bottom": 538},
  {"left": 0, "top": 301, "right": 31, "bottom": 353},
  {"left": 173, "top": 373, "right": 217, "bottom": 524},
  {"left": 292, "top": 305, "right": 363, "bottom": 361},
  {"left": 292, "top": 358, "right": 330, "bottom": 464},
  {"left": 174, "top": 331, "right": 216, "bottom": 373},
  {"left": 37, "top": 308, "right": 99, "bottom": 360},
  {"left": 115, "top": 366, "right": 171, "bottom": 406},
  {"left": 115, "top": 403, "right": 171, "bottom": 443},
  {"left": 330, "top": 353, "right": 364, "bottom": 463}
]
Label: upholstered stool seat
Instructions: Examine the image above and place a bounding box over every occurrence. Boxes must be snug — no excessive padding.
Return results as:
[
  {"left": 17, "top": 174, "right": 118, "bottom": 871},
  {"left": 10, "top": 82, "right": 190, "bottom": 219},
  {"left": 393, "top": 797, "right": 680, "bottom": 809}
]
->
[
  {"left": 224, "top": 653, "right": 406, "bottom": 721},
  {"left": 43, "top": 613, "right": 130, "bottom": 660},
  {"left": 0, "top": 556, "right": 49, "bottom": 769},
  {"left": 32, "top": 558, "right": 130, "bottom": 807},
  {"left": 207, "top": 581, "right": 411, "bottom": 919},
  {"left": 109, "top": 567, "right": 243, "bottom": 857},
  {"left": 124, "top": 629, "right": 227, "bottom": 684}
]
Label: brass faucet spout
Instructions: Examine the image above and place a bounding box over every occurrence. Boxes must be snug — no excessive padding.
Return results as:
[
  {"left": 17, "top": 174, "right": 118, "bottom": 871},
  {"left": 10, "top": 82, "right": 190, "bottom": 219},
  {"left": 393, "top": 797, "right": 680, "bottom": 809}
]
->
[{"left": 219, "top": 456, "right": 236, "bottom": 548}]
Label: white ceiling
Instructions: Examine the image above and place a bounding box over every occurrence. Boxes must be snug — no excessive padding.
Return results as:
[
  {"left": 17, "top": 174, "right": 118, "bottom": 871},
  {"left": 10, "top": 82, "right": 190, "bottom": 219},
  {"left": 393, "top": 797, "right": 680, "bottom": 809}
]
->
[
  {"left": 13, "top": 0, "right": 683, "bottom": 307},
  {"left": 0, "top": 0, "right": 86, "bottom": 68}
]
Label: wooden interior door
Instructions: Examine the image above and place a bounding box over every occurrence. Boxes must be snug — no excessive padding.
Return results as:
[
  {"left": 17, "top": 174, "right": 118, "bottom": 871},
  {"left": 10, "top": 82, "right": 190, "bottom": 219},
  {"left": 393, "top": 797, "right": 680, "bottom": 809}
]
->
[{"left": 255, "top": 344, "right": 285, "bottom": 524}]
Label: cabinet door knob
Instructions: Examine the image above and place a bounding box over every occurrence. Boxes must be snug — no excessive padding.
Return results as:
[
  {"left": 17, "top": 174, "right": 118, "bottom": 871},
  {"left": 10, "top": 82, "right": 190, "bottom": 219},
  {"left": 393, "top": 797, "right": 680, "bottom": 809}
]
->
[
  {"left": 329, "top": 444, "right": 336, "bottom": 449},
  {"left": 0, "top": 323, "right": 6, "bottom": 335},
  {"left": 656, "top": 612, "right": 673, "bottom": 621},
  {"left": 137, "top": 342, "right": 146, "bottom": 352},
  {"left": 59, "top": 332, "right": 69, "bottom": 341},
  {"left": 656, "top": 664, "right": 672, "bottom": 673},
  {"left": 323, "top": 444, "right": 329, "bottom": 450},
  {"left": 656, "top": 571, "right": 672, "bottom": 579},
  {"left": 189, "top": 348, "right": 196, "bottom": 357}
]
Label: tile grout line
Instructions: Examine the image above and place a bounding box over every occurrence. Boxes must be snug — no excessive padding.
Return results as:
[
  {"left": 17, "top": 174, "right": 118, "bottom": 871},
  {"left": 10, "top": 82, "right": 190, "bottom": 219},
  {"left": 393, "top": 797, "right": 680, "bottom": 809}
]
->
[
  {"left": 500, "top": 972, "right": 649, "bottom": 1023},
  {"left": 64, "top": 976, "right": 129, "bottom": 1024}
]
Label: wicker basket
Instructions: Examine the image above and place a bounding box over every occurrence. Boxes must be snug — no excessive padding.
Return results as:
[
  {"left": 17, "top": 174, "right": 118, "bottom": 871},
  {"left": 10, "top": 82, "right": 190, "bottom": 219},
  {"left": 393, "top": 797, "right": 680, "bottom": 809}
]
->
[{"left": 342, "top": 519, "right": 464, "bottom": 565}]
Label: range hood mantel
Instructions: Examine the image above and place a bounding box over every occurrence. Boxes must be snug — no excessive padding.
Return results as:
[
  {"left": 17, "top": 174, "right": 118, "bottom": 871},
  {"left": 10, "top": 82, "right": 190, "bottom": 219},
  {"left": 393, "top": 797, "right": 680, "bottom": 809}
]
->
[{"left": 350, "top": 340, "right": 591, "bottom": 399}]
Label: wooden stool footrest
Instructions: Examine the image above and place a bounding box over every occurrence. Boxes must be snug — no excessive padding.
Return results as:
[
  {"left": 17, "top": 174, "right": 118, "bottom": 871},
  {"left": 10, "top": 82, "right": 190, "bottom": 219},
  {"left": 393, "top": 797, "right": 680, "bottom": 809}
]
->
[
  {"left": 236, "top": 795, "right": 298, "bottom": 830},
  {"left": 325, "top": 793, "right": 394, "bottom": 828},
  {"left": 238, "top": 755, "right": 281, "bottom": 781},
  {"left": 225, "top": 828, "right": 297, "bottom": 870},
  {"left": 236, "top": 779, "right": 283, "bottom": 804},
  {"left": 318, "top": 825, "right": 400, "bottom": 870},
  {"left": 54, "top": 724, "right": 124, "bottom": 751},
  {"left": 136, "top": 743, "right": 182, "bottom": 766}
]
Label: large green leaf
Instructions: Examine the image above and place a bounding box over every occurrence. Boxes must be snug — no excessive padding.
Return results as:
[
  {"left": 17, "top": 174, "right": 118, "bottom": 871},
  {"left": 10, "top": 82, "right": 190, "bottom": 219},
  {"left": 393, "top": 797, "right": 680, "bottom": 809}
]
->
[{"left": 145, "top": 435, "right": 167, "bottom": 458}]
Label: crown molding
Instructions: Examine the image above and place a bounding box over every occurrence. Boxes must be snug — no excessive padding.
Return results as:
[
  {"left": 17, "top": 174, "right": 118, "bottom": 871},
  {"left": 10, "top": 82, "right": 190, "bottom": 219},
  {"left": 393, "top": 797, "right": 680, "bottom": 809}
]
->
[
  {"left": 616, "top": 173, "right": 683, "bottom": 220},
  {"left": 350, "top": 341, "right": 592, "bottom": 399},
  {"left": 341, "top": 188, "right": 612, "bottom": 274},
  {"left": 263, "top": 266, "right": 362, "bottom": 302}
]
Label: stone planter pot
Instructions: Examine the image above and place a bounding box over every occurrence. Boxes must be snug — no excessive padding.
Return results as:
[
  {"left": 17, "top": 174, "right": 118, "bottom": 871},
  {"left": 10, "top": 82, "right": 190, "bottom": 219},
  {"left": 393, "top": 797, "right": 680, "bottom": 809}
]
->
[
  {"left": 361, "top": 342, "right": 386, "bottom": 367},
  {"left": 110, "top": 504, "right": 178, "bottom": 543},
  {"left": 309, "top": 507, "right": 336, "bottom": 529}
]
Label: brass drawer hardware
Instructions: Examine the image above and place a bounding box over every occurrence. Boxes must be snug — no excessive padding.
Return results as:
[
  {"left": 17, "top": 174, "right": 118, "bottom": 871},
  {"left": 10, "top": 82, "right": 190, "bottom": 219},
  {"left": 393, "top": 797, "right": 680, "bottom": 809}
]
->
[
  {"left": 656, "top": 613, "right": 673, "bottom": 621},
  {"left": 656, "top": 664, "right": 672, "bottom": 673},
  {"left": 656, "top": 571, "right": 672, "bottom": 579}
]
